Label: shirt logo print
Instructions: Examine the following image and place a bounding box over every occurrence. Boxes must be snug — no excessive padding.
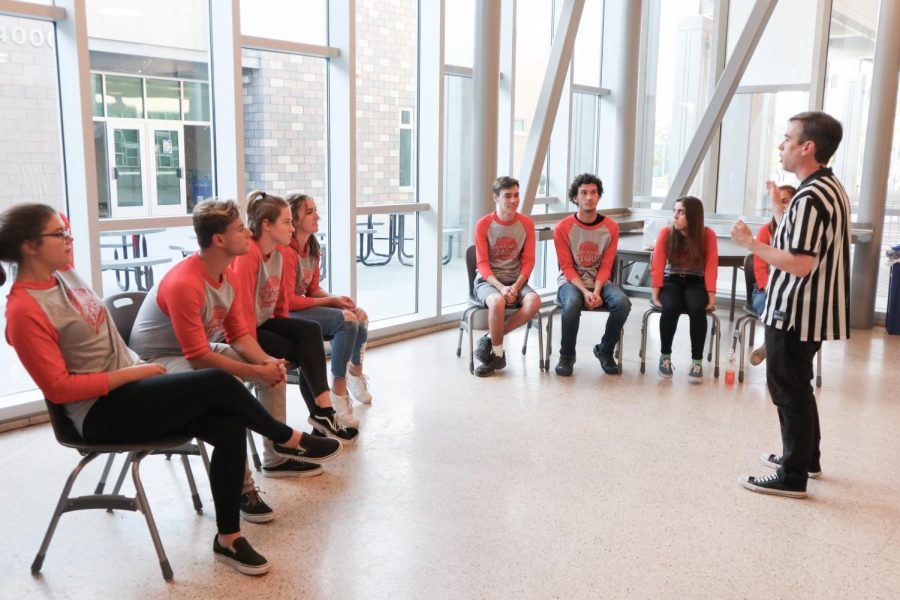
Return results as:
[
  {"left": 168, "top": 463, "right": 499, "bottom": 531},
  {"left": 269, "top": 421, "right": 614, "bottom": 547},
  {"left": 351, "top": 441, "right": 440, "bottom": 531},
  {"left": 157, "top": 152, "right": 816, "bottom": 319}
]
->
[
  {"left": 577, "top": 241, "right": 600, "bottom": 268},
  {"left": 66, "top": 287, "right": 106, "bottom": 334},
  {"left": 492, "top": 236, "right": 519, "bottom": 259},
  {"left": 258, "top": 275, "right": 280, "bottom": 308},
  {"left": 204, "top": 305, "right": 228, "bottom": 339}
]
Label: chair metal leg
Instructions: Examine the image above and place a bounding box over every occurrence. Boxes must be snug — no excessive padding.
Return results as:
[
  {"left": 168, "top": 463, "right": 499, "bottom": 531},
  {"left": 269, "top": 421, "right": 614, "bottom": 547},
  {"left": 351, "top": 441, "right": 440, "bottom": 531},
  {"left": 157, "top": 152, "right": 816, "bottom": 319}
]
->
[
  {"left": 456, "top": 319, "right": 464, "bottom": 357},
  {"left": 536, "top": 313, "right": 544, "bottom": 372},
  {"left": 544, "top": 308, "right": 558, "bottom": 372},
  {"left": 180, "top": 455, "right": 203, "bottom": 514},
  {"left": 198, "top": 440, "right": 211, "bottom": 476},
  {"left": 130, "top": 452, "right": 174, "bottom": 582},
  {"left": 616, "top": 329, "right": 624, "bottom": 373},
  {"left": 94, "top": 453, "right": 117, "bottom": 494},
  {"left": 639, "top": 308, "right": 655, "bottom": 373},
  {"left": 521, "top": 320, "right": 530, "bottom": 355},
  {"left": 247, "top": 430, "right": 262, "bottom": 472},
  {"left": 712, "top": 315, "right": 721, "bottom": 378},
  {"left": 468, "top": 311, "right": 476, "bottom": 374},
  {"left": 816, "top": 349, "right": 823, "bottom": 387},
  {"left": 111, "top": 452, "right": 135, "bottom": 497},
  {"left": 32, "top": 451, "right": 100, "bottom": 574}
]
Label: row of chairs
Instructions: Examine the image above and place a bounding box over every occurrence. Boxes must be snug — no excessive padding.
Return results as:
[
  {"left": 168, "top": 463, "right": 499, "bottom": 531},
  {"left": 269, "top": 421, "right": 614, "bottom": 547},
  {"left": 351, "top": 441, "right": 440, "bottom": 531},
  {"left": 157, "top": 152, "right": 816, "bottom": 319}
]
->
[{"left": 456, "top": 245, "right": 722, "bottom": 377}]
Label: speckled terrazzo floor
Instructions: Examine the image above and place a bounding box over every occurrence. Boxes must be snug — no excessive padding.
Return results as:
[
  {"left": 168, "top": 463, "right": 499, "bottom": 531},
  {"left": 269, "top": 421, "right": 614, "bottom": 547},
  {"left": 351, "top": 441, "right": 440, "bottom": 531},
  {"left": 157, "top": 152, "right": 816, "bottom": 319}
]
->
[{"left": 3, "top": 298, "right": 900, "bottom": 599}]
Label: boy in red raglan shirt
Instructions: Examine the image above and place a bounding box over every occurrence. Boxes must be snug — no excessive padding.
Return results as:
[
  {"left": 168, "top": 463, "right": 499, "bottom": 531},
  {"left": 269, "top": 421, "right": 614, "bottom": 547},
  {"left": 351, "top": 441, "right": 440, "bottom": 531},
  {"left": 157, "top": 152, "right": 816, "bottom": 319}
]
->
[{"left": 472, "top": 176, "right": 541, "bottom": 377}]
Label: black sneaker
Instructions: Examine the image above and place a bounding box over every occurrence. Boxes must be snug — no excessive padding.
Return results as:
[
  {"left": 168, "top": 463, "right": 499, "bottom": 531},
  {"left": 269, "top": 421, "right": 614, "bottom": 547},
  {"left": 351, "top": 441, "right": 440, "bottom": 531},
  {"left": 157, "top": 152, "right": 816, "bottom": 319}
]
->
[
  {"left": 555, "top": 355, "right": 575, "bottom": 376},
  {"left": 262, "top": 459, "right": 324, "bottom": 479},
  {"left": 475, "top": 334, "right": 492, "bottom": 363},
  {"left": 213, "top": 535, "right": 270, "bottom": 575},
  {"left": 239, "top": 488, "right": 274, "bottom": 523},
  {"left": 308, "top": 409, "right": 359, "bottom": 444},
  {"left": 760, "top": 453, "right": 822, "bottom": 479},
  {"left": 474, "top": 351, "right": 506, "bottom": 377},
  {"left": 593, "top": 346, "right": 620, "bottom": 374},
  {"left": 274, "top": 432, "right": 342, "bottom": 464},
  {"left": 738, "top": 472, "right": 807, "bottom": 498}
]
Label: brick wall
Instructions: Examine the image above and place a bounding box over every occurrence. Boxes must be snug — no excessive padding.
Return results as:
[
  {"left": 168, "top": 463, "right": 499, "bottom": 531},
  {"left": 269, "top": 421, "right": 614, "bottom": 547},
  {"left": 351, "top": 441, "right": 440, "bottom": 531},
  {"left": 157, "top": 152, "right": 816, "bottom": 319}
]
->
[{"left": 0, "top": 17, "right": 65, "bottom": 214}]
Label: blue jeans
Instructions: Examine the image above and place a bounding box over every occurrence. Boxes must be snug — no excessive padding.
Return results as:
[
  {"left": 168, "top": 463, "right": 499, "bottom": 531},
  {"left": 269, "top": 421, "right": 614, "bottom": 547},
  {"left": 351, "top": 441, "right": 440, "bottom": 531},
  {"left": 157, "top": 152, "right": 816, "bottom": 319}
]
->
[
  {"left": 751, "top": 284, "right": 766, "bottom": 316},
  {"left": 557, "top": 281, "right": 632, "bottom": 358},
  {"left": 289, "top": 307, "right": 368, "bottom": 379}
]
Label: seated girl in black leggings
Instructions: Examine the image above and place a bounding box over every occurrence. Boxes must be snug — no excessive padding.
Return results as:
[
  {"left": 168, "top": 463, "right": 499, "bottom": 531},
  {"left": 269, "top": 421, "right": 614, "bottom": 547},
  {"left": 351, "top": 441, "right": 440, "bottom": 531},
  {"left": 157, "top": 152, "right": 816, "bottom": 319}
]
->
[
  {"left": 0, "top": 203, "right": 339, "bottom": 576},
  {"left": 231, "top": 191, "right": 358, "bottom": 445},
  {"left": 650, "top": 196, "right": 719, "bottom": 381}
]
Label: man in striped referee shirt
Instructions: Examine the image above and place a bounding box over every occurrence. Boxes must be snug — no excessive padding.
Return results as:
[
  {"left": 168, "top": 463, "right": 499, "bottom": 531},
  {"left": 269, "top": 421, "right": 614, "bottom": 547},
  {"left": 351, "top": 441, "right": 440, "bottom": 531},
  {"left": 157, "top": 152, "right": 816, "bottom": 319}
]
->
[{"left": 731, "top": 111, "right": 850, "bottom": 498}]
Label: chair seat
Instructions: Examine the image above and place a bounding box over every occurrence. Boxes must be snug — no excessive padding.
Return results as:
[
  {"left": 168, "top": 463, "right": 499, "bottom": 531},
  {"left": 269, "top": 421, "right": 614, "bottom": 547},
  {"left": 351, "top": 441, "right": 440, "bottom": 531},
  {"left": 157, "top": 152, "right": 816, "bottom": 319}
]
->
[{"left": 55, "top": 434, "right": 193, "bottom": 454}]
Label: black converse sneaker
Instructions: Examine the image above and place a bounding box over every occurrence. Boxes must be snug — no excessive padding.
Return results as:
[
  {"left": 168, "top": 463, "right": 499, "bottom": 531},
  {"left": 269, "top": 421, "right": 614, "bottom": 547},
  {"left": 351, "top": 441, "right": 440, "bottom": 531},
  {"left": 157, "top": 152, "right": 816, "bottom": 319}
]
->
[
  {"left": 760, "top": 453, "right": 822, "bottom": 479},
  {"left": 239, "top": 488, "right": 274, "bottom": 523},
  {"left": 213, "top": 535, "right": 270, "bottom": 575},
  {"left": 474, "top": 351, "right": 506, "bottom": 377},
  {"left": 273, "top": 432, "right": 342, "bottom": 463},
  {"left": 738, "top": 472, "right": 807, "bottom": 498},
  {"left": 262, "top": 459, "right": 324, "bottom": 478},
  {"left": 308, "top": 408, "right": 359, "bottom": 444},
  {"left": 475, "top": 334, "right": 492, "bottom": 363}
]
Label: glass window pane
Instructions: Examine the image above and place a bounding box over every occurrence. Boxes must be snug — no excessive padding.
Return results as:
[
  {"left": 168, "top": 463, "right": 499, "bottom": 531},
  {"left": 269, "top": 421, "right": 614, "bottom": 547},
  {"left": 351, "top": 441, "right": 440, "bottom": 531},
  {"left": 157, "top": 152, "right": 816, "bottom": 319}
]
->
[
  {"left": 570, "top": 92, "right": 600, "bottom": 180},
  {"left": 0, "top": 15, "right": 65, "bottom": 403},
  {"left": 88, "top": 1, "right": 211, "bottom": 218},
  {"left": 105, "top": 75, "right": 144, "bottom": 119},
  {"left": 146, "top": 78, "right": 181, "bottom": 120},
  {"left": 634, "top": 0, "right": 717, "bottom": 202},
  {"left": 241, "top": 48, "right": 329, "bottom": 288},
  {"left": 399, "top": 127, "right": 412, "bottom": 187},
  {"left": 356, "top": 0, "right": 419, "bottom": 321},
  {"left": 183, "top": 81, "right": 210, "bottom": 121},
  {"left": 442, "top": 74, "right": 473, "bottom": 308},
  {"left": 573, "top": 0, "right": 603, "bottom": 87},
  {"left": 91, "top": 73, "right": 104, "bottom": 116},
  {"left": 715, "top": 91, "right": 808, "bottom": 216},
  {"left": 100, "top": 225, "right": 197, "bottom": 298},
  {"left": 445, "top": 0, "right": 475, "bottom": 68},
  {"left": 727, "top": 0, "right": 816, "bottom": 87},
  {"left": 514, "top": 0, "right": 552, "bottom": 190},
  {"left": 239, "top": 0, "right": 328, "bottom": 46}
]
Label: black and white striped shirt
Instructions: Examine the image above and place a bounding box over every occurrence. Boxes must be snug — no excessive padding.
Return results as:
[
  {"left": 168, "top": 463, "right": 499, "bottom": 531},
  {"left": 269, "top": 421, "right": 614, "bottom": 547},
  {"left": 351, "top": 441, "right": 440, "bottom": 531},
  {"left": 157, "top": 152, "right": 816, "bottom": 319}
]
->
[{"left": 762, "top": 167, "right": 850, "bottom": 342}]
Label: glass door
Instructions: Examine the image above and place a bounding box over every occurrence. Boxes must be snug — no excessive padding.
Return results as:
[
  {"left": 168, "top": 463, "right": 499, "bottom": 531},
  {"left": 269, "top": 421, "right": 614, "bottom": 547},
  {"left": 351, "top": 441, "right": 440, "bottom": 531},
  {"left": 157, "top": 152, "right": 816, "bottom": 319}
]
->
[
  {"left": 107, "top": 119, "right": 148, "bottom": 218},
  {"left": 148, "top": 122, "right": 186, "bottom": 216}
]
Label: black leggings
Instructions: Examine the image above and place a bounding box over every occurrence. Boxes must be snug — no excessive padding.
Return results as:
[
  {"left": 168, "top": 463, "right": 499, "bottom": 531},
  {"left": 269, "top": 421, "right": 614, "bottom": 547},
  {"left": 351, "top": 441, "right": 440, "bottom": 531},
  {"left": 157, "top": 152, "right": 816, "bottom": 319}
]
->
[
  {"left": 659, "top": 274, "right": 708, "bottom": 359},
  {"left": 257, "top": 316, "right": 330, "bottom": 416},
  {"left": 81, "top": 368, "right": 293, "bottom": 535}
]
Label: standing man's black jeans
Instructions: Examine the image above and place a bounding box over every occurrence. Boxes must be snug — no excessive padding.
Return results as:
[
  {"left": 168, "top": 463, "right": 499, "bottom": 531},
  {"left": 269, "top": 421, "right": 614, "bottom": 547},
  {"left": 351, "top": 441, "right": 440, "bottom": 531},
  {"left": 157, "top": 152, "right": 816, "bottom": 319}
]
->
[{"left": 765, "top": 325, "right": 822, "bottom": 489}]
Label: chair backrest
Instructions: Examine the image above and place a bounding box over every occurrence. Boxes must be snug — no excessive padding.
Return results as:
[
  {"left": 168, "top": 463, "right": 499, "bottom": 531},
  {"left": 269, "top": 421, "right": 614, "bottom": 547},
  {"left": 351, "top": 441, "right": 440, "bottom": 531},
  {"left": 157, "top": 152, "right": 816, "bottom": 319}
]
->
[
  {"left": 44, "top": 399, "right": 84, "bottom": 447},
  {"left": 465, "top": 244, "right": 478, "bottom": 297},
  {"left": 743, "top": 253, "right": 756, "bottom": 298},
  {"left": 103, "top": 292, "right": 148, "bottom": 344}
]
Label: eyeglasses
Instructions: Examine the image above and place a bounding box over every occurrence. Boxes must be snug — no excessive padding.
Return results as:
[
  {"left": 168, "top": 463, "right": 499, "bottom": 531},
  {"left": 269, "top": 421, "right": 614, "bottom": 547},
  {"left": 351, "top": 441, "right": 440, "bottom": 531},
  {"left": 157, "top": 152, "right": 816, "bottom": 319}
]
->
[{"left": 39, "top": 230, "right": 73, "bottom": 240}]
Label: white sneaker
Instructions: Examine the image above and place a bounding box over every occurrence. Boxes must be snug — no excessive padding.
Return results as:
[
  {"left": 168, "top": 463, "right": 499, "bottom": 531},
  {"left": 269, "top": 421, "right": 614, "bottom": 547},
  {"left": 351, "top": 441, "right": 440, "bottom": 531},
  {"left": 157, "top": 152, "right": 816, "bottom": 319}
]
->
[
  {"left": 346, "top": 369, "right": 373, "bottom": 404},
  {"left": 332, "top": 393, "right": 359, "bottom": 427}
]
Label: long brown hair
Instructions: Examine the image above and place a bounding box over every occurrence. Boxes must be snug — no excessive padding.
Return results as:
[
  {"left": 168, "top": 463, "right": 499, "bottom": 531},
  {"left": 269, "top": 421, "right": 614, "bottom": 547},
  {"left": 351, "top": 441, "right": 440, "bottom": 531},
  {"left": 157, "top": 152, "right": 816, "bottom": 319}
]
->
[
  {"left": 0, "top": 203, "right": 58, "bottom": 286},
  {"left": 286, "top": 193, "right": 320, "bottom": 261},
  {"left": 245, "top": 190, "right": 288, "bottom": 240},
  {"left": 665, "top": 196, "right": 706, "bottom": 268},
  {"left": 768, "top": 184, "right": 796, "bottom": 235}
]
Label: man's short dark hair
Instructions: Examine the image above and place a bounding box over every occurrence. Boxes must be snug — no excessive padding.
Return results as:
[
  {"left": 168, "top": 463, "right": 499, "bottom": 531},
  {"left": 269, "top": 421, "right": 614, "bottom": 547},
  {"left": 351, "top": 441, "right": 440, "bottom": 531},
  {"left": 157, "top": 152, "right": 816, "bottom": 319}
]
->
[
  {"left": 568, "top": 173, "right": 604, "bottom": 204},
  {"left": 789, "top": 111, "right": 843, "bottom": 165},
  {"left": 193, "top": 198, "right": 241, "bottom": 248},
  {"left": 492, "top": 176, "right": 519, "bottom": 197}
]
